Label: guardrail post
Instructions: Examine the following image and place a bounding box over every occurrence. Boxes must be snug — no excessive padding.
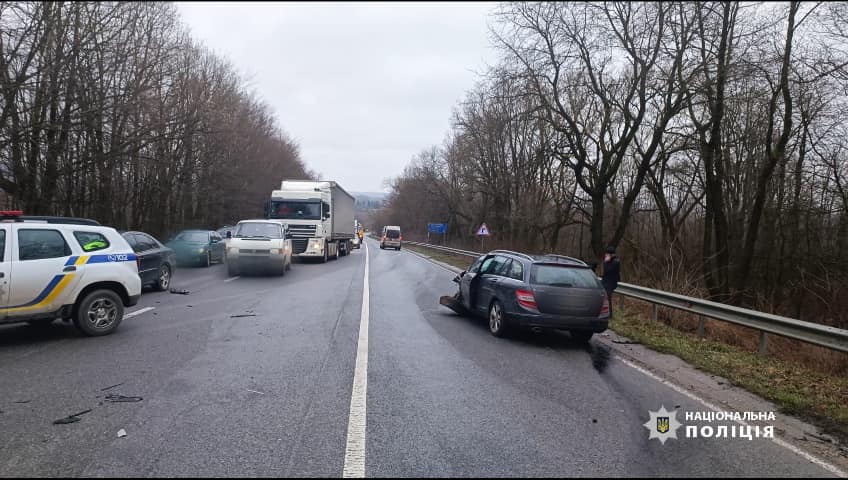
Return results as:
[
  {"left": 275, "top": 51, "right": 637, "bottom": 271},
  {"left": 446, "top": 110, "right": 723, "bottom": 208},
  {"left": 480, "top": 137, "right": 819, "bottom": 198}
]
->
[
  {"left": 758, "top": 332, "right": 768, "bottom": 356},
  {"left": 697, "top": 315, "right": 705, "bottom": 337},
  {"left": 652, "top": 304, "right": 657, "bottom": 322}
]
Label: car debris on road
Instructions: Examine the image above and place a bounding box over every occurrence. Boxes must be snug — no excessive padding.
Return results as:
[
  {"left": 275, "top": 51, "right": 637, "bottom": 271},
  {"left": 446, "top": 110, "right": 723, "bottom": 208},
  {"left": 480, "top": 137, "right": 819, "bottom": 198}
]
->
[{"left": 53, "top": 409, "right": 92, "bottom": 425}]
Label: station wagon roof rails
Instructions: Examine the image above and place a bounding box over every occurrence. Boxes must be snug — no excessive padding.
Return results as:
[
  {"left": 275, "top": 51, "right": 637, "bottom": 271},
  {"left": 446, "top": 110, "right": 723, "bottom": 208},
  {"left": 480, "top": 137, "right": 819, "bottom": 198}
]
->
[
  {"left": 538, "top": 254, "right": 588, "bottom": 266},
  {"left": 489, "top": 249, "right": 534, "bottom": 261}
]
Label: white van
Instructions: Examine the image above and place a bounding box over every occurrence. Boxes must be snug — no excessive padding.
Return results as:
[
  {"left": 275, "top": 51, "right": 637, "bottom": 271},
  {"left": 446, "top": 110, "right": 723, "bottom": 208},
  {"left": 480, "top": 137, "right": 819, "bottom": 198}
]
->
[{"left": 380, "top": 226, "right": 402, "bottom": 250}]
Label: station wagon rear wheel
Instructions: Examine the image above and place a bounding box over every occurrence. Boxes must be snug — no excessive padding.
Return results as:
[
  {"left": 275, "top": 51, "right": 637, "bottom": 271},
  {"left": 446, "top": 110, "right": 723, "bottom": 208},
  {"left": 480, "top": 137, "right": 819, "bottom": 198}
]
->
[
  {"left": 489, "top": 300, "right": 509, "bottom": 338},
  {"left": 74, "top": 290, "right": 124, "bottom": 336}
]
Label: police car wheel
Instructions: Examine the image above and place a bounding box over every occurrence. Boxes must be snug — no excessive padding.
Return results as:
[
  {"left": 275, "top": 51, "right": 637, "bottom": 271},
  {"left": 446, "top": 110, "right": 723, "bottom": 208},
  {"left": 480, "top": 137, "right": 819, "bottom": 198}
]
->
[
  {"left": 74, "top": 290, "right": 124, "bottom": 336},
  {"left": 154, "top": 265, "right": 171, "bottom": 291}
]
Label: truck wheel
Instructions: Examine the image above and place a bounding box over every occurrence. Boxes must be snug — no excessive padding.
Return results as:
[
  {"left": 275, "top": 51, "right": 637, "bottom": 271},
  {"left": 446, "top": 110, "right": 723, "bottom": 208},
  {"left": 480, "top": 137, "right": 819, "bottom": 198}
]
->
[
  {"left": 73, "top": 289, "right": 124, "bottom": 336},
  {"left": 322, "top": 243, "right": 329, "bottom": 263}
]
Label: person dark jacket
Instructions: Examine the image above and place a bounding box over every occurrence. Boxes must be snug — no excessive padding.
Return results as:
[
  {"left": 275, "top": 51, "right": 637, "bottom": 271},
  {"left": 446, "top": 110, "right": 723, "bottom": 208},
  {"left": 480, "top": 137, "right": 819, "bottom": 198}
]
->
[{"left": 602, "top": 247, "right": 621, "bottom": 292}]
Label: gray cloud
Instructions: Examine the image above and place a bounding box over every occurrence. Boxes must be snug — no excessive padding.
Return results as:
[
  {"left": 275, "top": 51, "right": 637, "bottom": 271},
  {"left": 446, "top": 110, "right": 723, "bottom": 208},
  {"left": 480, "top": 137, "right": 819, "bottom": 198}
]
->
[{"left": 175, "top": 1, "right": 498, "bottom": 192}]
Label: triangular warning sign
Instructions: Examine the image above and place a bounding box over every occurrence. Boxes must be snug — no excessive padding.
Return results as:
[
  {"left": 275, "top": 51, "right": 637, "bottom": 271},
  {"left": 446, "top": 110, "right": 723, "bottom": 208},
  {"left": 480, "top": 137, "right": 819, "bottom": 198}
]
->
[{"left": 476, "top": 223, "right": 490, "bottom": 236}]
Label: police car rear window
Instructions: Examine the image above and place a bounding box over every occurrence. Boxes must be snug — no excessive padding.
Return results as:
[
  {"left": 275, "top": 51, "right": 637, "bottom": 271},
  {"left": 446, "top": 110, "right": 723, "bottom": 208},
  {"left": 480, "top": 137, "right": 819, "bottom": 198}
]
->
[
  {"left": 18, "top": 229, "right": 71, "bottom": 260},
  {"left": 74, "top": 231, "right": 111, "bottom": 252}
]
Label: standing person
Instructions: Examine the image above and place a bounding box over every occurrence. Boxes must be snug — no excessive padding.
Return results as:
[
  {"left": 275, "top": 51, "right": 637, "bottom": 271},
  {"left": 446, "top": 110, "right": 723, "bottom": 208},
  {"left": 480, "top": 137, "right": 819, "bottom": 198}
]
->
[{"left": 602, "top": 246, "right": 621, "bottom": 317}]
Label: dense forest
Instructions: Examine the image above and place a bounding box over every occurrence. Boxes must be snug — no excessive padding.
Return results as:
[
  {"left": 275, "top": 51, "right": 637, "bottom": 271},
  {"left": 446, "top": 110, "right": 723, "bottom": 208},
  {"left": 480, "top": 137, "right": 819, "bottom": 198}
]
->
[
  {"left": 375, "top": 1, "right": 848, "bottom": 333},
  {"left": 0, "top": 1, "right": 313, "bottom": 238}
]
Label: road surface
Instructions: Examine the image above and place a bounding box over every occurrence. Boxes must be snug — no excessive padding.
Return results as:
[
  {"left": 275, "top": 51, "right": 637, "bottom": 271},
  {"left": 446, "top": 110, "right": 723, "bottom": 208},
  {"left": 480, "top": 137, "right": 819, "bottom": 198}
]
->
[{"left": 0, "top": 238, "right": 840, "bottom": 477}]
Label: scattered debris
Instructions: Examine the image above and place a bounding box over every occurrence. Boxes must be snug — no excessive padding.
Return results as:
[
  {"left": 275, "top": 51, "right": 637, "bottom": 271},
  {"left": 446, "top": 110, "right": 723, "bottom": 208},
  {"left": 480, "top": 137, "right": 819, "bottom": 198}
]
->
[
  {"left": 187, "top": 305, "right": 193, "bottom": 308},
  {"left": 170, "top": 288, "right": 190, "bottom": 295},
  {"left": 246, "top": 389, "right": 265, "bottom": 395},
  {"left": 105, "top": 394, "right": 143, "bottom": 403},
  {"left": 100, "top": 382, "right": 125, "bottom": 391},
  {"left": 53, "top": 409, "right": 92, "bottom": 425},
  {"left": 13, "top": 400, "right": 31, "bottom": 404},
  {"left": 117, "top": 429, "right": 127, "bottom": 438},
  {"left": 592, "top": 419, "right": 598, "bottom": 424},
  {"left": 230, "top": 314, "right": 257, "bottom": 318}
]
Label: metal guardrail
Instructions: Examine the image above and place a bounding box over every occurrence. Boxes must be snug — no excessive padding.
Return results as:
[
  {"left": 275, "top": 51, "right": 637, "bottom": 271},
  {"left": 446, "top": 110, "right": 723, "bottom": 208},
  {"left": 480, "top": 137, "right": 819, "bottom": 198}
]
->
[{"left": 405, "top": 241, "right": 848, "bottom": 355}]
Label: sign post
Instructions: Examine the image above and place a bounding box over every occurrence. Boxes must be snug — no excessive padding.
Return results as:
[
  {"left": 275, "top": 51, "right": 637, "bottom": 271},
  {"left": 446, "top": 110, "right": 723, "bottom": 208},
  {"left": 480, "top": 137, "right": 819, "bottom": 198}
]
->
[{"left": 476, "top": 222, "right": 490, "bottom": 250}]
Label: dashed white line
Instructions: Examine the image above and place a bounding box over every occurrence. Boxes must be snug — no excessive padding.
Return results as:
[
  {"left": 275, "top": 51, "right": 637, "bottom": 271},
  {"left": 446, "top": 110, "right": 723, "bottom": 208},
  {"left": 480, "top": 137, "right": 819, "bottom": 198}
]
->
[
  {"left": 617, "top": 356, "right": 846, "bottom": 478},
  {"left": 124, "top": 307, "right": 155, "bottom": 319},
  {"left": 343, "top": 241, "right": 369, "bottom": 478},
  {"left": 224, "top": 276, "right": 240, "bottom": 283}
]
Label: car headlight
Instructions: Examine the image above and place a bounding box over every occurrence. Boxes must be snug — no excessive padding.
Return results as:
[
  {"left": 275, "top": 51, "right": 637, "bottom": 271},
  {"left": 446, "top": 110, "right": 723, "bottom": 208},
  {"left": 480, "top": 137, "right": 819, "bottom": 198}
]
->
[{"left": 198, "top": 247, "right": 206, "bottom": 253}]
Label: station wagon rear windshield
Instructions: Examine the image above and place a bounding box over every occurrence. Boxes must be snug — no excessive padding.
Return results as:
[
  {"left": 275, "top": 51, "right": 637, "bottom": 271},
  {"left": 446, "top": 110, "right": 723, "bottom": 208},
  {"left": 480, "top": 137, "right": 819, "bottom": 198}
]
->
[
  {"left": 530, "top": 265, "right": 599, "bottom": 288},
  {"left": 386, "top": 229, "right": 400, "bottom": 239}
]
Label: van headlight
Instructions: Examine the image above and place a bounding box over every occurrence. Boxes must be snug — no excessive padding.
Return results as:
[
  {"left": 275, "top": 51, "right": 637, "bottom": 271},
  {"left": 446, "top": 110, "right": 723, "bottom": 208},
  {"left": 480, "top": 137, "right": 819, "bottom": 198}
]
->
[
  {"left": 270, "top": 249, "right": 280, "bottom": 255},
  {"left": 229, "top": 247, "right": 239, "bottom": 254}
]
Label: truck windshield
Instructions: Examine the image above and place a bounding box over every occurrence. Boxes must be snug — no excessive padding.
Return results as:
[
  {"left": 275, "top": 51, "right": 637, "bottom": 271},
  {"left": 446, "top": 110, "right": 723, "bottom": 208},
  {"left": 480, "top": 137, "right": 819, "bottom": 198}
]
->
[
  {"left": 235, "top": 222, "right": 283, "bottom": 239},
  {"left": 270, "top": 201, "right": 321, "bottom": 220}
]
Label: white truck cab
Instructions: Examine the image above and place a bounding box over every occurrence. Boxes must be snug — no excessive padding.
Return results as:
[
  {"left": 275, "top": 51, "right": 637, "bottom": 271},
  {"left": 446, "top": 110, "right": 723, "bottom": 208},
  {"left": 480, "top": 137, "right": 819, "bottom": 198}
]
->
[
  {"left": 268, "top": 180, "right": 356, "bottom": 263},
  {"left": 0, "top": 211, "right": 142, "bottom": 336}
]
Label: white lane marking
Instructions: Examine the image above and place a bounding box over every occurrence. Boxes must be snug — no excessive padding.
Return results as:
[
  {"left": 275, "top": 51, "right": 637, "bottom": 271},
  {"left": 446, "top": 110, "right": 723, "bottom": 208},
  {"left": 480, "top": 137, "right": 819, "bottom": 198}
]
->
[
  {"left": 246, "top": 389, "right": 265, "bottom": 395},
  {"left": 617, "top": 356, "right": 847, "bottom": 478},
  {"left": 343, "top": 241, "right": 369, "bottom": 478},
  {"left": 124, "top": 307, "right": 154, "bottom": 319},
  {"left": 224, "top": 276, "right": 240, "bottom": 283}
]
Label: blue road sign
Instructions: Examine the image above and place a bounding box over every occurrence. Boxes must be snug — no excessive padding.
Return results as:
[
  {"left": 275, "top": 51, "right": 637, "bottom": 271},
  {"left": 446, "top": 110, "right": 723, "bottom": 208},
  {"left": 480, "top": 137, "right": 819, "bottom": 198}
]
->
[{"left": 428, "top": 223, "right": 448, "bottom": 234}]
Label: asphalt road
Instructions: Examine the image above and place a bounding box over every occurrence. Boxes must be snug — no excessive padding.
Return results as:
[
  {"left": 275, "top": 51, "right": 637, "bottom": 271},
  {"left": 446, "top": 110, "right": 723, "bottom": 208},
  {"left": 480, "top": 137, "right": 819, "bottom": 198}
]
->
[{"left": 0, "top": 238, "right": 839, "bottom": 477}]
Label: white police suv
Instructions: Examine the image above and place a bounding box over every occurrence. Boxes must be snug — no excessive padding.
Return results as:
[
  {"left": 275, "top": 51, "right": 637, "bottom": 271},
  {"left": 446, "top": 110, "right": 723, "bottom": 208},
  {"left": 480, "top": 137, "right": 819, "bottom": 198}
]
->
[{"left": 0, "top": 211, "right": 142, "bottom": 336}]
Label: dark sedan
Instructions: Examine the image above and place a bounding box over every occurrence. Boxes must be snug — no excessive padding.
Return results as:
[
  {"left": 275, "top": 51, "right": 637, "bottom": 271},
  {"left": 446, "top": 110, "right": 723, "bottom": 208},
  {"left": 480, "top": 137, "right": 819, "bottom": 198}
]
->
[
  {"left": 121, "top": 231, "right": 177, "bottom": 291},
  {"left": 442, "top": 250, "right": 609, "bottom": 342},
  {"left": 166, "top": 229, "right": 226, "bottom": 267}
]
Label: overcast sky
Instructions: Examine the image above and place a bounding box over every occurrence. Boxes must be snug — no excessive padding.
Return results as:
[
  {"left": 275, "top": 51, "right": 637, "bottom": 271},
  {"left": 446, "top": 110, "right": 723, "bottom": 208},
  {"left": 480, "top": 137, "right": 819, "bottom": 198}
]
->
[{"left": 175, "top": 1, "right": 499, "bottom": 193}]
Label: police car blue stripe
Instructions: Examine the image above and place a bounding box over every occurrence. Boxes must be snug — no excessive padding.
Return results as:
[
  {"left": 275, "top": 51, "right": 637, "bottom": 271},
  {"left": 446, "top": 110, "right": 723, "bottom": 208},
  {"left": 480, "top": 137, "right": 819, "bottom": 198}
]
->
[
  {"left": 85, "top": 253, "right": 137, "bottom": 264},
  {"left": 1, "top": 274, "right": 65, "bottom": 309},
  {"left": 65, "top": 257, "right": 78, "bottom": 266}
]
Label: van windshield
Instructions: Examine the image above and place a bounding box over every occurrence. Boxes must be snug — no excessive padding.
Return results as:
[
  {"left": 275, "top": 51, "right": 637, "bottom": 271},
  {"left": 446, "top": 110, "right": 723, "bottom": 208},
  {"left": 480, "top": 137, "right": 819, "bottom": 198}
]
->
[
  {"left": 235, "top": 222, "right": 283, "bottom": 239},
  {"left": 386, "top": 229, "right": 400, "bottom": 239}
]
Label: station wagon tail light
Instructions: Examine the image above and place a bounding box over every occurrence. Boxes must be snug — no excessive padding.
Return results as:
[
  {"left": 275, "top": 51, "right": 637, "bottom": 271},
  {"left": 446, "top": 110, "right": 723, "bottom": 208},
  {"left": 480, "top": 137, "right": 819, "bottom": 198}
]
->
[
  {"left": 600, "top": 294, "right": 610, "bottom": 317},
  {"left": 516, "top": 289, "right": 538, "bottom": 311}
]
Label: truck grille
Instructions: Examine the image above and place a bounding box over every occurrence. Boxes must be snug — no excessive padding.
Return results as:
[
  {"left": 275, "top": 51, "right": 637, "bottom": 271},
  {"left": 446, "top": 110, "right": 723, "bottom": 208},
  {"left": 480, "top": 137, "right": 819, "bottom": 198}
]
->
[
  {"left": 292, "top": 239, "right": 308, "bottom": 254},
  {"left": 288, "top": 224, "right": 317, "bottom": 238}
]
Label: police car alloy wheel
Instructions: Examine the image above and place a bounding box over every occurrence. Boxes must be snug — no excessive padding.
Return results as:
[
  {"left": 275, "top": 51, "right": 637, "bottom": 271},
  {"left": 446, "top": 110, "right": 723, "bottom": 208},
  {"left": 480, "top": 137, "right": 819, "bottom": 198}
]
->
[{"left": 74, "top": 290, "right": 124, "bottom": 336}]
